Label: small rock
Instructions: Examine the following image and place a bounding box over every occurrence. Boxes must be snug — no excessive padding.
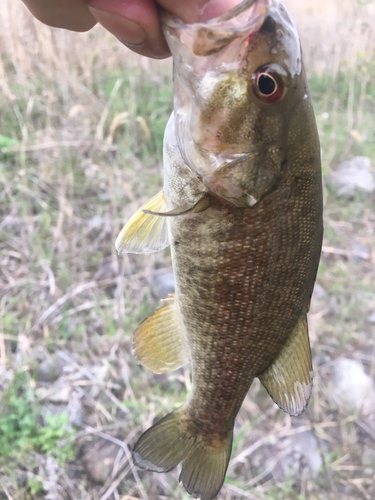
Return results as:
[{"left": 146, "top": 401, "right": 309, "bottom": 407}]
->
[
  {"left": 362, "top": 448, "right": 375, "bottom": 469},
  {"left": 151, "top": 269, "right": 175, "bottom": 297},
  {"left": 312, "top": 282, "right": 327, "bottom": 299},
  {"left": 328, "top": 358, "right": 375, "bottom": 413},
  {"left": 48, "top": 385, "right": 72, "bottom": 404},
  {"left": 351, "top": 244, "right": 371, "bottom": 262},
  {"left": 292, "top": 430, "right": 322, "bottom": 478},
  {"left": 67, "top": 388, "right": 84, "bottom": 427},
  {"left": 82, "top": 438, "right": 124, "bottom": 484},
  {"left": 87, "top": 215, "right": 104, "bottom": 230},
  {"left": 36, "top": 352, "right": 67, "bottom": 383},
  {"left": 327, "top": 156, "right": 375, "bottom": 196},
  {"left": 368, "top": 312, "right": 375, "bottom": 323}
]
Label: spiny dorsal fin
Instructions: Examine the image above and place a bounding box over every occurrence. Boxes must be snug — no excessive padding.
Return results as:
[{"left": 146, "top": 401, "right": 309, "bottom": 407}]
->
[
  {"left": 258, "top": 314, "right": 313, "bottom": 417},
  {"left": 132, "top": 295, "right": 190, "bottom": 374},
  {"left": 142, "top": 194, "right": 210, "bottom": 217},
  {"left": 115, "top": 191, "right": 170, "bottom": 254}
]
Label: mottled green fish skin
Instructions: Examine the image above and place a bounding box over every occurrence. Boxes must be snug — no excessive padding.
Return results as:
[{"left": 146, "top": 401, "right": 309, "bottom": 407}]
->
[
  {"left": 131, "top": 0, "right": 323, "bottom": 497},
  {"left": 166, "top": 82, "right": 322, "bottom": 440}
]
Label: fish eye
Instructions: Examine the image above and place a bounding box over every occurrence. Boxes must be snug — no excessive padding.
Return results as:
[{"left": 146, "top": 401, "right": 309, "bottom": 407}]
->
[
  {"left": 252, "top": 64, "right": 288, "bottom": 104},
  {"left": 258, "top": 74, "right": 276, "bottom": 95}
]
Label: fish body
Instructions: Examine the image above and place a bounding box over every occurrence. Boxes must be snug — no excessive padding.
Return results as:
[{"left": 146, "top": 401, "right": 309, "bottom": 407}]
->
[{"left": 116, "top": 0, "right": 323, "bottom": 498}]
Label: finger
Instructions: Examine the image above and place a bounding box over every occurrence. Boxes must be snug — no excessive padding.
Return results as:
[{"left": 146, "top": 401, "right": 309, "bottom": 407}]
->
[
  {"left": 22, "top": 0, "right": 97, "bottom": 31},
  {"left": 157, "top": 0, "right": 242, "bottom": 23},
  {"left": 88, "top": 0, "right": 171, "bottom": 59}
]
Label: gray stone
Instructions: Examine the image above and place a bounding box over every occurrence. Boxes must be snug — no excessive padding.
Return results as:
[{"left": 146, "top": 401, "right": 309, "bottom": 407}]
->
[
  {"left": 82, "top": 438, "right": 123, "bottom": 484},
  {"left": 36, "top": 352, "right": 67, "bottom": 383},
  {"left": 291, "top": 430, "right": 322, "bottom": 478},
  {"left": 362, "top": 448, "right": 375, "bottom": 469},
  {"left": 86, "top": 215, "right": 104, "bottom": 229},
  {"left": 312, "top": 282, "right": 327, "bottom": 299},
  {"left": 327, "top": 156, "right": 375, "bottom": 196},
  {"left": 151, "top": 269, "right": 175, "bottom": 297},
  {"left": 351, "top": 244, "right": 371, "bottom": 262},
  {"left": 67, "top": 388, "right": 84, "bottom": 427},
  {"left": 327, "top": 358, "right": 375, "bottom": 413},
  {"left": 47, "top": 385, "right": 72, "bottom": 404}
]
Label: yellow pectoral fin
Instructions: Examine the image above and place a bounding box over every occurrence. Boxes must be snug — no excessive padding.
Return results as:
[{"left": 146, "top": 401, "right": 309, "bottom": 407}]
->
[
  {"left": 258, "top": 314, "right": 313, "bottom": 417},
  {"left": 115, "top": 191, "right": 170, "bottom": 254},
  {"left": 142, "top": 194, "right": 211, "bottom": 217},
  {"left": 132, "top": 294, "right": 190, "bottom": 374}
]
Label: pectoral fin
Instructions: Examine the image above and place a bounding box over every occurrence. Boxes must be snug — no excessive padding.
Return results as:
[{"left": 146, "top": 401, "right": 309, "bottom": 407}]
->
[
  {"left": 116, "top": 191, "right": 170, "bottom": 254},
  {"left": 258, "top": 315, "right": 313, "bottom": 417},
  {"left": 142, "top": 194, "right": 210, "bottom": 217},
  {"left": 133, "top": 295, "right": 190, "bottom": 374}
]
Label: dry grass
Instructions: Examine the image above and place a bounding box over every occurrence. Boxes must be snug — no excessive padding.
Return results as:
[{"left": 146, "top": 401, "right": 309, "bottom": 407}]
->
[
  {"left": 0, "top": 1, "right": 375, "bottom": 499},
  {"left": 286, "top": 0, "right": 375, "bottom": 73}
]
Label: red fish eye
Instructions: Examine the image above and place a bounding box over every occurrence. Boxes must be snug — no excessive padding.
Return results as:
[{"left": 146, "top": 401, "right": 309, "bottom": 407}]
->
[{"left": 252, "top": 65, "right": 288, "bottom": 104}]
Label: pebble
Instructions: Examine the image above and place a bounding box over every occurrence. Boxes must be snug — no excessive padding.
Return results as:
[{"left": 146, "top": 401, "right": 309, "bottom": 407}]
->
[
  {"left": 48, "top": 385, "right": 72, "bottom": 404},
  {"left": 351, "top": 244, "right": 371, "bottom": 262},
  {"left": 328, "top": 358, "right": 375, "bottom": 413},
  {"left": 82, "top": 439, "right": 124, "bottom": 484},
  {"left": 327, "top": 156, "right": 374, "bottom": 196},
  {"left": 291, "top": 430, "right": 323, "bottom": 478},
  {"left": 362, "top": 448, "right": 375, "bottom": 469},
  {"left": 151, "top": 269, "right": 175, "bottom": 297},
  {"left": 36, "top": 352, "right": 67, "bottom": 383}
]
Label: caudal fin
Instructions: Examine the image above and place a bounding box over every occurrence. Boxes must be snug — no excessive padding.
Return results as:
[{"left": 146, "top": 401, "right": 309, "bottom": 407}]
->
[{"left": 132, "top": 408, "right": 233, "bottom": 500}]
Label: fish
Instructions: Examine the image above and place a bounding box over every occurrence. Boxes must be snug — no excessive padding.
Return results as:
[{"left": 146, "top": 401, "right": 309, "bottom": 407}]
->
[{"left": 115, "top": 0, "right": 323, "bottom": 498}]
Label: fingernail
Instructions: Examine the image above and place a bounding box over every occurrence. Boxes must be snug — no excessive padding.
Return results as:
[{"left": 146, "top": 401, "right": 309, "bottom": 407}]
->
[{"left": 88, "top": 7, "right": 146, "bottom": 46}]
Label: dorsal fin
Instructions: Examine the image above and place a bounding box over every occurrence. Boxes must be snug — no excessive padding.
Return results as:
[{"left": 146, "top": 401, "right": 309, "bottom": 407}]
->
[
  {"left": 115, "top": 191, "right": 170, "bottom": 254},
  {"left": 258, "top": 314, "right": 313, "bottom": 417},
  {"left": 133, "top": 295, "right": 190, "bottom": 374}
]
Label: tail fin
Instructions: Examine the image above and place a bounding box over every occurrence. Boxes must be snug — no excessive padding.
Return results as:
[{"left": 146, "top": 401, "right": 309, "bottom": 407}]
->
[{"left": 132, "top": 408, "right": 233, "bottom": 500}]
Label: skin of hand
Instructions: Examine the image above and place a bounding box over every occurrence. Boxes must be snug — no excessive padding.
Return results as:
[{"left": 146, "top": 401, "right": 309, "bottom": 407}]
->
[{"left": 22, "top": 0, "right": 240, "bottom": 59}]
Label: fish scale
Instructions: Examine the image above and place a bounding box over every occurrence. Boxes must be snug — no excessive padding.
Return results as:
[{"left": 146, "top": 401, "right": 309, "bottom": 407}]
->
[
  {"left": 115, "top": 0, "right": 323, "bottom": 498},
  {"left": 170, "top": 195, "right": 315, "bottom": 420}
]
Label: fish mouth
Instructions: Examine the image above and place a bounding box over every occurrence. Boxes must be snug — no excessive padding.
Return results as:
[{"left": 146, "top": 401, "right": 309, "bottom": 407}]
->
[
  {"left": 161, "top": 0, "right": 272, "bottom": 57},
  {"left": 201, "top": 0, "right": 265, "bottom": 23}
]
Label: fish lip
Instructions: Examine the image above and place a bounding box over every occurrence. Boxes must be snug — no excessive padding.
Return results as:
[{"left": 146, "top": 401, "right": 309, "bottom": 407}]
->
[
  {"left": 161, "top": 0, "right": 272, "bottom": 55},
  {"left": 161, "top": 0, "right": 270, "bottom": 27}
]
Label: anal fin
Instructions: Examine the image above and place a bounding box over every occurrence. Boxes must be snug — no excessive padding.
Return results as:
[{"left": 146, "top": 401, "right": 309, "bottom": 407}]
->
[
  {"left": 258, "top": 314, "right": 313, "bottom": 417},
  {"left": 115, "top": 190, "right": 170, "bottom": 254},
  {"left": 133, "top": 295, "right": 190, "bottom": 374}
]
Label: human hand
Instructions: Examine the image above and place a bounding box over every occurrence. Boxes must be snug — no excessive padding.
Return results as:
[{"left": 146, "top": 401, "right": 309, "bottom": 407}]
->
[{"left": 22, "top": 0, "right": 240, "bottom": 59}]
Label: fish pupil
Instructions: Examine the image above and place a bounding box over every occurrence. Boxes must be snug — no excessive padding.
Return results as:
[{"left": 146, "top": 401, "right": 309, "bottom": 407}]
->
[{"left": 258, "top": 74, "right": 276, "bottom": 95}]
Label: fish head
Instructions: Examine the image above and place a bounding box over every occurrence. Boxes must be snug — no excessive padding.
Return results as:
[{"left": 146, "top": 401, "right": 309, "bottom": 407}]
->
[{"left": 162, "top": 0, "right": 317, "bottom": 208}]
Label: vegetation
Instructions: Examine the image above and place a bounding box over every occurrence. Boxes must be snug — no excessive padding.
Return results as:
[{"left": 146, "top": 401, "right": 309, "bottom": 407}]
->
[{"left": 0, "top": 1, "right": 374, "bottom": 499}]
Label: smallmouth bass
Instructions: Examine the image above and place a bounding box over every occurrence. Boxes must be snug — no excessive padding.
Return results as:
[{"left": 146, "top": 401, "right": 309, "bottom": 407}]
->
[{"left": 116, "top": 0, "right": 323, "bottom": 498}]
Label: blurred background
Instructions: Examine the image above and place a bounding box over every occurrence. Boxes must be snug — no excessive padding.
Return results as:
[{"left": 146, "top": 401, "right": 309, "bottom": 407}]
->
[{"left": 0, "top": 0, "right": 374, "bottom": 499}]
